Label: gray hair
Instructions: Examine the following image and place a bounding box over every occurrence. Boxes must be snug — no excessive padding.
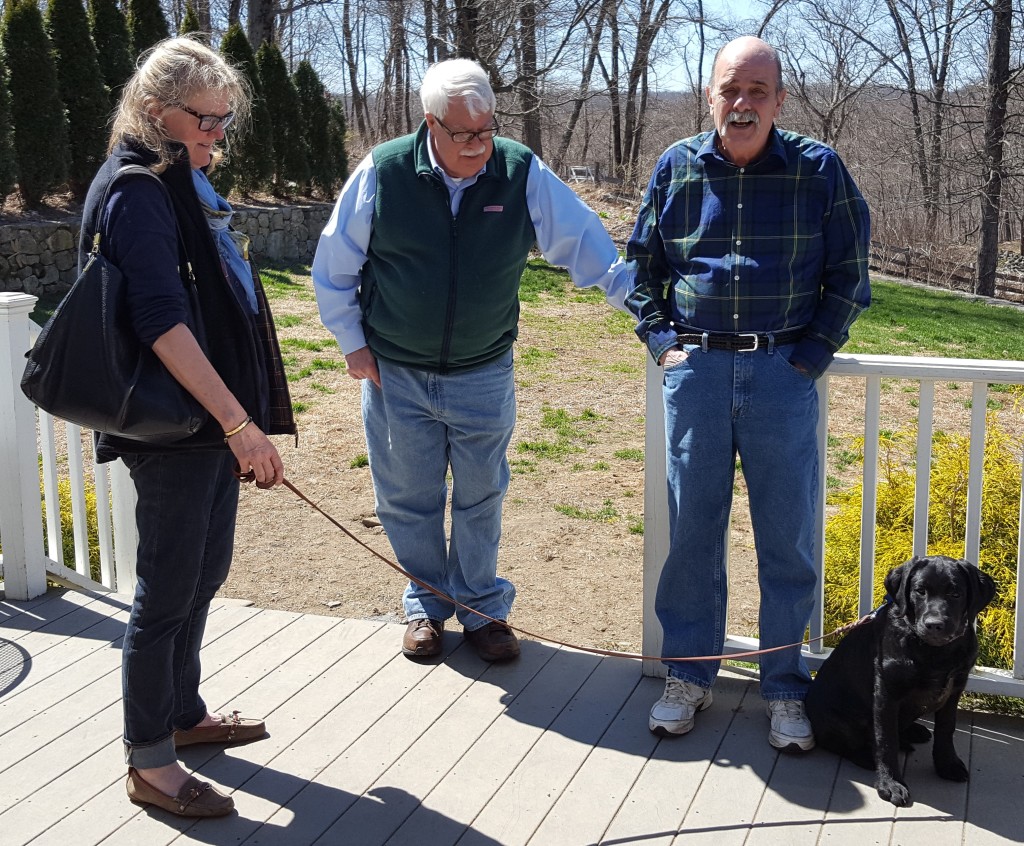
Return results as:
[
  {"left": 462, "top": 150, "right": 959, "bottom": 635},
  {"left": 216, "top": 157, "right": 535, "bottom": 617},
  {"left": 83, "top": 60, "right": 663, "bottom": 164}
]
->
[
  {"left": 420, "top": 58, "right": 495, "bottom": 120},
  {"left": 109, "top": 36, "right": 250, "bottom": 172}
]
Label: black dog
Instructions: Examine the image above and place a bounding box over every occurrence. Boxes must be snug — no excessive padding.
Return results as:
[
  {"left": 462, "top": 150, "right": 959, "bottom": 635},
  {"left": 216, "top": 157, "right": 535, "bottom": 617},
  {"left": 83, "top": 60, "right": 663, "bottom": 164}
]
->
[{"left": 805, "top": 555, "right": 996, "bottom": 807}]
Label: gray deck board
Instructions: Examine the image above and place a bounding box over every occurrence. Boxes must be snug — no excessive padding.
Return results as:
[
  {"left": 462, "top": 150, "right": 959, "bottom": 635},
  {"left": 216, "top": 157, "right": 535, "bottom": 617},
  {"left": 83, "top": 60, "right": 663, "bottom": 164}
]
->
[{"left": 1, "top": 587, "right": 1021, "bottom": 846}]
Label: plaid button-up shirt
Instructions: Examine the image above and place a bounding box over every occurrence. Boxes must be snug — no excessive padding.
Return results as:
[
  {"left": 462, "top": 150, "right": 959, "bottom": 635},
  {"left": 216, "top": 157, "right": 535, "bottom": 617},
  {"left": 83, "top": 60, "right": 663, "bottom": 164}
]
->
[{"left": 626, "top": 127, "right": 871, "bottom": 378}]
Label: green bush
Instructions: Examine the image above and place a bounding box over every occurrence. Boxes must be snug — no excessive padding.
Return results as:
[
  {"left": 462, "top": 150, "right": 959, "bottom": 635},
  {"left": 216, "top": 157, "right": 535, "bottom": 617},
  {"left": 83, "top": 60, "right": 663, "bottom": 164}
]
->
[
  {"left": 327, "top": 96, "right": 349, "bottom": 189},
  {"left": 823, "top": 418, "right": 1020, "bottom": 671},
  {"left": 46, "top": 0, "right": 110, "bottom": 200},
  {"left": 126, "top": 0, "right": 169, "bottom": 57},
  {"left": 88, "top": 0, "right": 135, "bottom": 97},
  {"left": 215, "top": 23, "right": 273, "bottom": 197},
  {"left": 256, "top": 41, "right": 309, "bottom": 193},
  {"left": 178, "top": 2, "right": 202, "bottom": 38},
  {"left": 0, "top": 47, "right": 15, "bottom": 198},
  {"left": 1, "top": 0, "right": 69, "bottom": 208},
  {"left": 293, "top": 60, "right": 334, "bottom": 198}
]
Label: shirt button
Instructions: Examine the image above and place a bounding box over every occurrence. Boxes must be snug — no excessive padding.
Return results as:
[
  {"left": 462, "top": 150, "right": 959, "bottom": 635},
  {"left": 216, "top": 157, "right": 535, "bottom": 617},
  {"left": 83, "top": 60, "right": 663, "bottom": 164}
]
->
[
  {"left": 733, "top": 313, "right": 740, "bottom": 319},
  {"left": 735, "top": 239, "right": 742, "bottom": 246},
  {"left": 740, "top": 167, "right": 745, "bottom": 173},
  {"left": 737, "top": 203, "right": 743, "bottom": 209},
  {"left": 734, "top": 275, "right": 740, "bottom": 281}
]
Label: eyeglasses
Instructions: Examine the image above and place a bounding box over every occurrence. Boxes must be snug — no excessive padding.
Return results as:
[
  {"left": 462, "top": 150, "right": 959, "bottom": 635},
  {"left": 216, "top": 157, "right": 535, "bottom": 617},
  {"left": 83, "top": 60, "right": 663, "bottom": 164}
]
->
[
  {"left": 432, "top": 116, "right": 499, "bottom": 144},
  {"left": 177, "top": 104, "right": 236, "bottom": 132}
]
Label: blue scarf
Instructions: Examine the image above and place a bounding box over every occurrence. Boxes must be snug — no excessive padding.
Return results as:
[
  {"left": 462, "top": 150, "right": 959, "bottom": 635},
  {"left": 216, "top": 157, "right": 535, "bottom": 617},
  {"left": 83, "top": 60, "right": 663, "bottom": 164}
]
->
[{"left": 191, "top": 169, "right": 258, "bottom": 313}]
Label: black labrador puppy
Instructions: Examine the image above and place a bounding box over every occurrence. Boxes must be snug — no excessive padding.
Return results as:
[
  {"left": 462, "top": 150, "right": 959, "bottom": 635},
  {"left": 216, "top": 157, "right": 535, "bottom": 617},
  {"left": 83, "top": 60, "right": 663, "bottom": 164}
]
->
[{"left": 805, "top": 555, "right": 996, "bottom": 807}]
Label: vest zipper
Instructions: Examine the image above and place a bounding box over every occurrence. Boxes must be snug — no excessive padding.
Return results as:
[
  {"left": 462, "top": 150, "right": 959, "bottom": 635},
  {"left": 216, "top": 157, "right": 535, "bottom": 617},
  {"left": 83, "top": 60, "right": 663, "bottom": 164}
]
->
[{"left": 439, "top": 214, "right": 458, "bottom": 374}]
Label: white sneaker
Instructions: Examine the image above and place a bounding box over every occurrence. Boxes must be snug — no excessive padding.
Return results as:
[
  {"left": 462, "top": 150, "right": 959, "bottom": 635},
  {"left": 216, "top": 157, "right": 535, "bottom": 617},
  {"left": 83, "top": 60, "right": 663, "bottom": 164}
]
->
[
  {"left": 649, "top": 677, "right": 713, "bottom": 736},
  {"left": 767, "top": 699, "right": 815, "bottom": 751}
]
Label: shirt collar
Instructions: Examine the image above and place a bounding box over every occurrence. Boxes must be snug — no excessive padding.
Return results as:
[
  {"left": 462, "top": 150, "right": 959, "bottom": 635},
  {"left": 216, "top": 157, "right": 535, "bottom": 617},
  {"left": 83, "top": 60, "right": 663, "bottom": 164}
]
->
[{"left": 697, "top": 125, "right": 788, "bottom": 170}]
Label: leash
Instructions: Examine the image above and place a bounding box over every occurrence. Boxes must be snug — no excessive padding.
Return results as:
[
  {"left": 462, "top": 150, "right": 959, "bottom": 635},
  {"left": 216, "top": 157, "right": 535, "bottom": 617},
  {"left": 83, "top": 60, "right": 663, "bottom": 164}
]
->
[{"left": 240, "top": 470, "right": 878, "bottom": 662}]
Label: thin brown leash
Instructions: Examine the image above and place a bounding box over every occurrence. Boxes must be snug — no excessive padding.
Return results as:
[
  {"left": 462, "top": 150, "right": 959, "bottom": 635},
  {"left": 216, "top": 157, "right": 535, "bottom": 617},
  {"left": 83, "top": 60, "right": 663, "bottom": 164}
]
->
[{"left": 240, "top": 471, "right": 877, "bottom": 662}]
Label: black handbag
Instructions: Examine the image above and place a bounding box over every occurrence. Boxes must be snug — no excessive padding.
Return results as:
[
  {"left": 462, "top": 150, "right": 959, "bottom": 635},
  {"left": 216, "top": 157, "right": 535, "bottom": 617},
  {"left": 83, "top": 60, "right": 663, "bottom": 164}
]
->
[{"left": 20, "top": 165, "right": 210, "bottom": 444}]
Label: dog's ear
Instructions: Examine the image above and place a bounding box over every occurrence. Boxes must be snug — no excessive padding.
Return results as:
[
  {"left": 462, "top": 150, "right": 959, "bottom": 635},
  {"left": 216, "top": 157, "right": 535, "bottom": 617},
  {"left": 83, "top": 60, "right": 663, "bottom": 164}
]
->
[
  {"left": 885, "top": 557, "right": 921, "bottom": 617},
  {"left": 958, "top": 560, "right": 997, "bottom": 617}
]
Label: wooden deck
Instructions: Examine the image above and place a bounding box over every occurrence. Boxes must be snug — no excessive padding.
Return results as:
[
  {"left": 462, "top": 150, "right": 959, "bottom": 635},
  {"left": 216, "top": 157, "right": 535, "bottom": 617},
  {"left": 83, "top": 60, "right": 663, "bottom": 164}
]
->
[{"left": 1, "top": 588, "right": 1022, "bottom": 846}]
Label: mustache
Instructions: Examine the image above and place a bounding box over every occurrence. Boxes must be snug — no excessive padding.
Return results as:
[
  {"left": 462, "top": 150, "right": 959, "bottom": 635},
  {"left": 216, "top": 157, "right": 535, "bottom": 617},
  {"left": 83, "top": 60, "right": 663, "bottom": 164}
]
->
[{"left": 726, "top": 111, "right": 759, "bottom": 125}]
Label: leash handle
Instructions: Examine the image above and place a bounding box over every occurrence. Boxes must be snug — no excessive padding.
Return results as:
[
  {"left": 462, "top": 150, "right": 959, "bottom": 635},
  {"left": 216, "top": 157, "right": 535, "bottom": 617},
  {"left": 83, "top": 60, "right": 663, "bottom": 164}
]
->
[{"left": 240, "top": 470, "right": 866, "bottom": 662}]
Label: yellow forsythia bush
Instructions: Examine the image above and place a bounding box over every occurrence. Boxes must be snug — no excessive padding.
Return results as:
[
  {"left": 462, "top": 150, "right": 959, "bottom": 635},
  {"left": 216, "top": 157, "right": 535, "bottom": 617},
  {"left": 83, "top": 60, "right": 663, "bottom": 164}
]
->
[
  {"left": 55, "top": 477, "right": 101, "bottom": 580},
  {"left": 823, "top": 417, "right": 1020, "bottom": 670}
]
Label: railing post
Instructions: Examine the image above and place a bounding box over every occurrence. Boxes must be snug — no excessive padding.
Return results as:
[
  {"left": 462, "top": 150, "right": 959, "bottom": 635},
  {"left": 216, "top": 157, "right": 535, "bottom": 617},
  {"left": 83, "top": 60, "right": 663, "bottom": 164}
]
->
[
  {"left": 0, "top": 292, "right": 47, "bottom": 599},
  {"left": 641, "top": 356, "right": 668, "bottom": 677},
  {"left": 109, "top": 458, "right": 138, "bottom": 594}
]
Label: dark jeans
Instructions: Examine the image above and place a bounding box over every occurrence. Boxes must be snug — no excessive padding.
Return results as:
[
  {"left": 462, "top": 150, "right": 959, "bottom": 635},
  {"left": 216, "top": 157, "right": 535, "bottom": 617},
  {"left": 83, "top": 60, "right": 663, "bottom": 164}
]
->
[{"left": 120, "top": 450, "right": 239, "bottom": 768}]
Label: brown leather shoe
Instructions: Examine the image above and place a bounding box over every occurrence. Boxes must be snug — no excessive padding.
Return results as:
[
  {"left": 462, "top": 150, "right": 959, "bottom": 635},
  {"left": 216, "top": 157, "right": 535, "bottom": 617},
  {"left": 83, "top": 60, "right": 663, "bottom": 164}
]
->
[
  {"left": 126, "top": 767, "right": 234, "bottom": 817},
  {"left": 402, "top": 618, "right": 444, "bottom": 657},
  {"left": 174, "top": 711, "right": 267, "bottom": 747},
  {"left": 464, "top": 621, "right": 520, "bottom": 662}
]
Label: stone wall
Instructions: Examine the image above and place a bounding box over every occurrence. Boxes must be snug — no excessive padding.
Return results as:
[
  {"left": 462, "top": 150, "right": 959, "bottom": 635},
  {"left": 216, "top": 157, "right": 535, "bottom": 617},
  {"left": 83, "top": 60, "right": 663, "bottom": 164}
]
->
[{"left": 0, "top": 201, "right": 334, "bottom": 298}]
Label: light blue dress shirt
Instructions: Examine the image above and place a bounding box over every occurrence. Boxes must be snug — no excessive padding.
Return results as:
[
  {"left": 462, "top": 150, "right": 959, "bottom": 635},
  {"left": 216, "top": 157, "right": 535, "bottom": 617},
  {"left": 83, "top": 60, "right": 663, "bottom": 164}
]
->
[{"left": 312, "top": 132, "right": 632, "bottom": 355}]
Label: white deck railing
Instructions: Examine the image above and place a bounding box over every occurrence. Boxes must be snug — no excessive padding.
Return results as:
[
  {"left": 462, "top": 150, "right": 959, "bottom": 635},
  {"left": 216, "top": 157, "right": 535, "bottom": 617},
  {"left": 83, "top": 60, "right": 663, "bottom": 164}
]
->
[
  {"left": 3, "top": 290, "right": 1022, "bottom": 697},
  {"left": 642, "top": 354, "right": 1024, "bottom": 698},
  {"left": 0, "top": 292, "right": 137, "bottom": 600}
]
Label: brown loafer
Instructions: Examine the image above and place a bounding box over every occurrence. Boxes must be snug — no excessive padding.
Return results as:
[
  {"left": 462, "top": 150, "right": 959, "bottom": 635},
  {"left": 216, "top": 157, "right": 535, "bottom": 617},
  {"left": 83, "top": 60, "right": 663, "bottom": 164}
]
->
[
  {"left": 126, "top": 767, "right": 234, "bottom": 817},
  {"left": 174, "top": 710, "right": 267, "bottom": 747},
  {"left": 464, "top": 621, "right": 520, "bottom": 662},
  {"left": 402, "top": 618, "right": 444, "bottom": 658}
]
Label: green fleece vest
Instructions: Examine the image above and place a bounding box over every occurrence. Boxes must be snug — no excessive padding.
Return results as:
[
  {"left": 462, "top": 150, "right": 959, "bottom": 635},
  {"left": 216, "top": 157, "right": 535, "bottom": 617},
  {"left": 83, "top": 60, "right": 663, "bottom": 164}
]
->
[{"left": 362, "top": 123, "right": 536, "bottom": 373}]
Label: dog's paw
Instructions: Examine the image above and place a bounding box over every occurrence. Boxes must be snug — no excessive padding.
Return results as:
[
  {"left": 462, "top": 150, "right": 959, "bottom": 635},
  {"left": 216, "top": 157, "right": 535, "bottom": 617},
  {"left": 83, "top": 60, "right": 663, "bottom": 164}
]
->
[
  {"left": 902, "top": 721, "right": 932, "bottom": 745},
  {"left": 876, "top": 777, "right": 912, "bottom": 807},
  {"left": 934, "top": 753, "right": 969, "bottom": 782}
]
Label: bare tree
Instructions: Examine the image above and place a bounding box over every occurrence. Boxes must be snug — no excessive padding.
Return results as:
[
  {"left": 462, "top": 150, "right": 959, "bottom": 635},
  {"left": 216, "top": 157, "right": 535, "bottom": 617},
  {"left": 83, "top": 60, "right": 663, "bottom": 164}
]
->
[
  {"left": 767, "top": 0, "right": 888, "bottom": 149},
  {"left": 975, "top": 0, "right": 1012, "bottom": 296}
]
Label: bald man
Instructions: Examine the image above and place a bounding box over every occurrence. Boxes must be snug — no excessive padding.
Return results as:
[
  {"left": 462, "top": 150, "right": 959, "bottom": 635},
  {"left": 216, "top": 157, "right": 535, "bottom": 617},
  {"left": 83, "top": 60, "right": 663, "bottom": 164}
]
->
[{"left": 625, "top": 36, "right": 871, "bottom": 751}]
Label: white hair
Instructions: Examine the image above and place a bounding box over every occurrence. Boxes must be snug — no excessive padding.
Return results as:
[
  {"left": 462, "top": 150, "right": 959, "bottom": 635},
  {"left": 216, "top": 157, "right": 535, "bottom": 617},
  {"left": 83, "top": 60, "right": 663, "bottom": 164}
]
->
[{"left": 420, "top": 59, "right": 495, "bottom": 120}]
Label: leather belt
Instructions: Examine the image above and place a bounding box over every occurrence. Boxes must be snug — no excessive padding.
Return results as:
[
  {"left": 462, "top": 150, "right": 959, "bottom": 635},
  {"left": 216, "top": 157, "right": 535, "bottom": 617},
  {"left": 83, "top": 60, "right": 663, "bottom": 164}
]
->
[{"left": 676, "top": 327, "right": 805, "bottom": 352}]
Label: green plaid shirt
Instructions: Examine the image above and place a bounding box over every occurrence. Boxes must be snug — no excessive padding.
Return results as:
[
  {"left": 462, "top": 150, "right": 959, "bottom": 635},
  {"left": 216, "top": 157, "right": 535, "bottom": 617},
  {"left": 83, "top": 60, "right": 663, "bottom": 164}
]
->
[{"left": 626, "top": 128, "right": 871, "bottom": 378}]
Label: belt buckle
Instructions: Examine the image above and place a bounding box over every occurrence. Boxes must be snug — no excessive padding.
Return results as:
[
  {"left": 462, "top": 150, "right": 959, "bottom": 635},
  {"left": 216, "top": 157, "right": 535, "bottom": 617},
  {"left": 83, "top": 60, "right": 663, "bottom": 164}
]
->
[{"left": 737, "top": 332, "right": 759, "bottom": 352}]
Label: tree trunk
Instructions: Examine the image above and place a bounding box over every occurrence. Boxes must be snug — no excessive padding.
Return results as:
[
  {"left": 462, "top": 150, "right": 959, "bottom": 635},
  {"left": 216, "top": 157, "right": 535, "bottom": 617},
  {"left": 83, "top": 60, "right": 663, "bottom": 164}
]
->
[
  {"left": 247, "top": 0, "right": 275, "bottom": 48},
  {"left": 975, "top": 0, "right": 1011, "bottom": 298},
  {"left": 454, "top": 0, "right": 478, "bottom": 59},
  {"left": 519, "top": 1, "right": 542, "bottom": 156},
  {"left": 553, "top": 4, "right": 607, "bottom": 173},
  {"left": 342, "top": 0, "right": 369, "bottom": 140}
]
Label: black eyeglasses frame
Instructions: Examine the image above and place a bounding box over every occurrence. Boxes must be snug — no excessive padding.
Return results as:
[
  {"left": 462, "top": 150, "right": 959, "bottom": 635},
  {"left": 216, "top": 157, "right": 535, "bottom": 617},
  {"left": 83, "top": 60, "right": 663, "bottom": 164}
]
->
[
  {"left": 177, "top": 104, "right": 236, "bottom": 133},
  {"left": 432, "top": 115, "right": 500, "bottom": 144}
]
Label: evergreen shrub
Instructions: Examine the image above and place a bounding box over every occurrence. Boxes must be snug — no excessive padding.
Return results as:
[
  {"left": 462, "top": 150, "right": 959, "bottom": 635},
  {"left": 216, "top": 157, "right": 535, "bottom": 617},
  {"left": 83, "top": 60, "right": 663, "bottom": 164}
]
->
[
  {"left": 327, "top": 97, "right": 349, "bottom": 189},
  {"left": 46, "top": 0, "right": 110, "bottom": 199},
  {"left": 256, "top": 41, "right": 309, "bottom": 193},
  {"left": 0, "top": 49, "right": 16, "bottom": 198},
  {"left": 293, "top": 60, "right": 334, "bottom": 197},
  {"left": 126, "top": 0, "right": 169, "bottom": 56},
  {"left": 216, "top": 23, "right": 273, "bottom": 197},
  {"left": 88, "top": 0, "right": 135, "bottom": 96},
  {"left": 1, "top": 0, "right": 69, "bottom": 208},
  {"left": 179, "top": 2, "right": 202, "bottom": 38},
  {"left": 823, "top": 418, "right": 1020, "bottom": 671}
]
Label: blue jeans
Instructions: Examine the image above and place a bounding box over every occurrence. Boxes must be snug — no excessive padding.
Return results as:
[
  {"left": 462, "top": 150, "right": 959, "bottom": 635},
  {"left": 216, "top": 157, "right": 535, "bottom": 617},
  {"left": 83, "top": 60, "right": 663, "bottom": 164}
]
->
[
  {"left": 362, "top": 351, "right": 517, "bottom": 630},
  {"left": 120, "top": 450, "right": 239, "bottom": 767},
  {"left": 658, "top": 341, "right": 818, "bottom": 700}
]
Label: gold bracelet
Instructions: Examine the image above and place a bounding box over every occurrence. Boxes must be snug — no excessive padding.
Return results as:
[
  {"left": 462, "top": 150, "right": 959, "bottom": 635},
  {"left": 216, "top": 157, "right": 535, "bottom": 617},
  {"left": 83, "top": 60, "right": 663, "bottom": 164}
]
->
[{"left": 223, "top": 415, "right": 253, "bottom": 442}]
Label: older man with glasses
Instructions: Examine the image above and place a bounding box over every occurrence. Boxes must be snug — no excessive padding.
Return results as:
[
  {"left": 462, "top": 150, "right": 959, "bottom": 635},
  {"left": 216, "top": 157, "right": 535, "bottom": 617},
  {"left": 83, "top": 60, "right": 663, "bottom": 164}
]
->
[{"left": 313, "top": 58, "right": 631, "bottom": 663}]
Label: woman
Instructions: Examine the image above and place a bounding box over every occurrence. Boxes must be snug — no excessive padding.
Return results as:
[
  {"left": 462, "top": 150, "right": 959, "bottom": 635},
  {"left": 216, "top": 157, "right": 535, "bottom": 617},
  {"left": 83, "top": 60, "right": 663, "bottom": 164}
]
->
[{"left": 79, "top": 37, "right": 296, "bottom": 817}]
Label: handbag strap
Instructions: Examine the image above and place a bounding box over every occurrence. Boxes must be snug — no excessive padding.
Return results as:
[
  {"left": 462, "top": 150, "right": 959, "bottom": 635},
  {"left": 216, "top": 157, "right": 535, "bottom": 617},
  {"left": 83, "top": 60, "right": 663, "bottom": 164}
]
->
[{"left": 92, "top": 164, "right": 195, "bottom": 288}]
